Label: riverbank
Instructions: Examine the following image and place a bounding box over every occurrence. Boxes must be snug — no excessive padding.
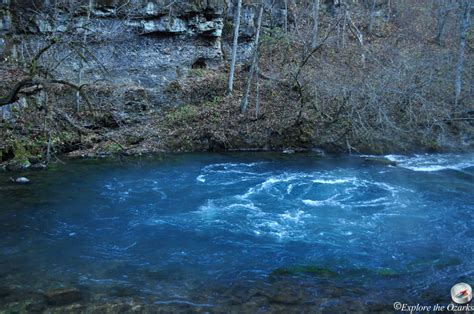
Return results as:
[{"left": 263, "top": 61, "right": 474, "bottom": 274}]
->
[
  {"left": 1, "top": 0, "right": 473, "bottom": 171},
  {"left": 1, "top": 68, "right": 472, "bottom": 171}
]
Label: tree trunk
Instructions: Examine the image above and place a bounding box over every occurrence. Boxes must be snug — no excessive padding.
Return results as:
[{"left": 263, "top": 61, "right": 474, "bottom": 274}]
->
[
  {"left": 434, "top": 0, "right": 448, "bottom": 45},
  {"left": 240, "top": 5, "right": 264, "bottom": 114},
  {"left": 368, "top": 0, "right": 376, "bottom": 34},
  {"left": 454, "top": 0, "right": 471, "bottom": 114},
  {"left": 227, "top": 0, "right": 242, "bottom": 95},
  {"left": 342, "top": 6, "right": 347, "bottom": 48},
  {"left": 311, "top": 0, "right": 320, "bottom": 49},
  {"left": 0, "top": 79, "right": 35, "bottom": 107},
  {"left": 76, "top": 0, "right": 93, "bottom": 112},
  {"left": 255, "top": 60, "right": 260, "bottom": 119},
  {"left": 386, "top": 0, "right": 392, "bottom": 22}
]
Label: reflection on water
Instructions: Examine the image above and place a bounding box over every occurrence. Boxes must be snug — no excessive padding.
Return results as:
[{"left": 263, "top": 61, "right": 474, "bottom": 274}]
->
[{"left": 0, "top": 153, "right": 473, "bottom": 311}]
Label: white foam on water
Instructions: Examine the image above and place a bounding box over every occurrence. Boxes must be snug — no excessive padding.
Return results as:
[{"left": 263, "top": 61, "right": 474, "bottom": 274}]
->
[
  {"left": 287, "top": 183, "right": 294, "bottom": 194},
  {"left": 278, "top": 209, "right": 308, "bottom": 223},
  {"left": 351, "top": 197, "right": 393, "bottom": 208},
  {"left": 226, "top": 202, "right": 262, "bottom": 213},
  {"left": 140, "top": 219, "right": 178, "bottom": 227},
  {"left": 312, "top": 178, "right": 354, "bottom": 184},
  {"left": 195, "top": 199, "right": 262, "bottom": 219},
  {"left": 302, "top": 194, "right": 343, "bottom": 207},
  {"left": 261, "top": 173, "right": 306, "bottom": 189},
  {"left": 302, "top": 199, "right": 322, "bottom": 206},
  {"left": 407, "top": 165, "right": 448, "bottom": 172},
  {"left": 239, "top": 173, "right": 309, "bottom": 199},
  {"left": 198, "top": 162, "right": 272, "bottom": 186},
  {"left": 384, "top": 153, "right": 474, "bottom": 172},
  {"left": 202, "top": 162, "right": 266, "bottom": 172},
  {"left": 196, "top": 175, "right": 206, "bottom": 183},
  {"left": 252, "top": 220, "right": 290, "bottom": 239}
]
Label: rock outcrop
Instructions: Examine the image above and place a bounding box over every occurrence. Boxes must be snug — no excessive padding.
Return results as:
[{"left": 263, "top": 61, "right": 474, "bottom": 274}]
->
[{"left": 0, "top": 1, "right": 291, "bottom": 107}]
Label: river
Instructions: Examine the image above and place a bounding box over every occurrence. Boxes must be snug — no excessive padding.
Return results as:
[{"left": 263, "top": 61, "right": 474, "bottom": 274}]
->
[{"left": 0, "top": 152, "right": 473, "bottom": 311}]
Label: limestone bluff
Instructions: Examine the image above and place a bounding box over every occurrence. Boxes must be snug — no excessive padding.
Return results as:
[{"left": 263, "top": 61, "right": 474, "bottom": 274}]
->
[{"left": 0, "top": 0, "right": 283, "bottom": 108}]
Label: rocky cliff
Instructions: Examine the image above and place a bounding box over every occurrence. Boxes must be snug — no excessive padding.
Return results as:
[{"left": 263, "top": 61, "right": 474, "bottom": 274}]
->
[{"left": 0, "top": 0, "right": 286, "bottom": 107}]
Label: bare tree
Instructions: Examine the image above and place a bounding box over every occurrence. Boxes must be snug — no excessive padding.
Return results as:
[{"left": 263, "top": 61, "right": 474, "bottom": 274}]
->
[
  {"left": 76, "top": 0, "right": 93, "bottom": 112},
  {"left": 434, "top": 0, "right": 457, "bottom": 45},
  {"left": 241, "top": 5, "right": 264, "bottom": 114},
  {"left": 228, "top": 0, "right": 242, "bottom": 95},
  {"left": 255, "top": 58, "right": 261, "bottom": 119},
  {"left": 368, "top": 0, "right": 376, "bottom": 34},
  {"left": 311, "top": 0, "right": 320, "bottom": 49},
  {"left": 454, "top": 0, "right": 471, "bottom": 113}
]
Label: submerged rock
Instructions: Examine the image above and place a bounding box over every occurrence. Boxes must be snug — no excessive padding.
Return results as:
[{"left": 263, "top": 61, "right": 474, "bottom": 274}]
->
[
  {"left": 269, "top": 287, "right": 302, "bottom": 305},
  {"left": 30, "top": 163, "right": 47, "bottom": 170},
  {"left": 363, "top": 157, "right": 398, "bottom": 166},
  {"left": 6, "top": 160, "right": 31, "bottom": 171},
  {"left": 270, "top": 265, "right": 337, "bottom": 277},
  {"left": 44, "top": 288, "right": 82, "bottom": 306},
  {"left": 0, "top": 286, "right": 11, "bottom": 297},
  {"left": 10, "top": 177, "right": 30, "bottom": 184},
  {"left": 311, "top": 148, "right": 326, "bottom": 156}
]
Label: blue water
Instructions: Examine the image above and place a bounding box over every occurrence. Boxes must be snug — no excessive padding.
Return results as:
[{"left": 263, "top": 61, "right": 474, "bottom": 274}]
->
[{"left": 0, "top": 153, "right": 473, "bottom": 308}]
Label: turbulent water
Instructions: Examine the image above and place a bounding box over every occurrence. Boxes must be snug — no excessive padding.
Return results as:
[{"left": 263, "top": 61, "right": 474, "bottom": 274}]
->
[{"left": 0, "top": 153, "right": 473, "bottom": 310}]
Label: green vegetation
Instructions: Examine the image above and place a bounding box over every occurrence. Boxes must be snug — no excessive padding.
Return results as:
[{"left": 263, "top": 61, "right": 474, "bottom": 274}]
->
[
  {"left": 12, "top": 142, "right": 32, "bottom": 167},
  {"left": 164, "top": 81, "right": 181, "bottom": 94},
  {"left": 202, "top": 96, "right": 222, "bottom": 109},
  {"left": 164, "top": 105, "right": 198, "bottom": 125},
  {"left": 100, "top": 142, "right": 122, "bottom": 154},
  {"left": 187, "top": 68, "right": 207, "bottom": 78}
]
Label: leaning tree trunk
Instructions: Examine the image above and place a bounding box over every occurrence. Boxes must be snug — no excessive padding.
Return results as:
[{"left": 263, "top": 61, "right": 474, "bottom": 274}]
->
[
  {"left": 454, "top": 0, "right": 471, "bottom": 114},
  {"left": 227, "top": 0, "right": 242, "bottom": 95},
  {"left": 311, "top": 0, "right": 320, "bottom": 49},
  {"left": 240, "top": 5, "right": 264, "bottom": 114},
  {"left": 0, "top": 79, "right": 35, "bottom": 107}
]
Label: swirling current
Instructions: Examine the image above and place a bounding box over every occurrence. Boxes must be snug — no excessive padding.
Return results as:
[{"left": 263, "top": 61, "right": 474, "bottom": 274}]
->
[{"left": 0, "top": 152, "right": 473, "bottom": 311}]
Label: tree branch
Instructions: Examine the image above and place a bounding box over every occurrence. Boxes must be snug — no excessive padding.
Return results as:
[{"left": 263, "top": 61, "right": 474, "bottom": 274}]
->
[{"left": 0, "top": 78, "right": 36, "bottom": 107}]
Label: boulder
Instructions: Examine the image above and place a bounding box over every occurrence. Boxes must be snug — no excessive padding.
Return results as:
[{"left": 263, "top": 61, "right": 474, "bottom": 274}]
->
[
  {"left": 363, "top": 157, "right": 397, "bottom": 166},
  {"left": 10, "top": 177, "right": 30, "bottom": 184},
  {"left": 311, "top": 148, "right": 326, "bottom": 156},
  {"left": 30, "top": 163, "right": 47, "bottom": 170},
  {"left": 0, "top": 286, "right": 11, "bottom": 298},
  {"left": 44, "top": 288, "right": 82, "bottom": 306}
]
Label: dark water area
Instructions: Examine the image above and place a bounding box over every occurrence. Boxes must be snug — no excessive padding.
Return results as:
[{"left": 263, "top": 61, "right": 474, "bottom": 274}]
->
[{"left": 0, "top": 152, "right": 473, "bottom": 312}]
